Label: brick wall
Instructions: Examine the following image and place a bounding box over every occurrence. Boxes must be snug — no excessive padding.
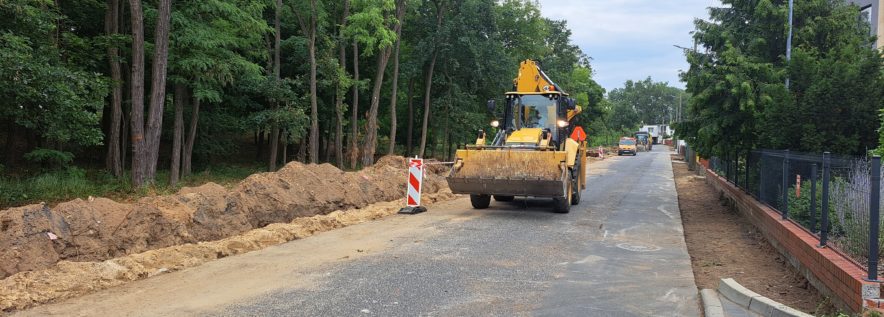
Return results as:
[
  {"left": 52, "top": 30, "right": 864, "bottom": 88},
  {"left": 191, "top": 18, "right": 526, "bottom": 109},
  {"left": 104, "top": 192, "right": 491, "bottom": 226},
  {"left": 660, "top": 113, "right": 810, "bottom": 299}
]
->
[{"left": 704, "top": 168, "right": 881, "bottom": 314}]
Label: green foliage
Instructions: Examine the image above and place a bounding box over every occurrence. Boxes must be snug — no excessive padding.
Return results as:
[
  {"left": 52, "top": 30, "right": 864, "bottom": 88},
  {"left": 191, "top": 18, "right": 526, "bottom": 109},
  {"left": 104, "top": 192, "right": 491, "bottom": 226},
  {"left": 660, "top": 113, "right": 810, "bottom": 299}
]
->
[
  {"left": 0, "top": 31, "right": 107, "bottom": 146},
  {"left": 346, "top": 0, "right": 398, "bottom": 54},
  {"left": 786, "top": 179, "right": 841, "bottom": 234},
  {"left": 608, "top": 77, "right": 686, "bottom": 127},
  {"left": 23, "top": 149, "right": 75, "bottom": 169},
  {"left": 681, "top": 0, "right": 884, "bottom": 158},
  {"left": 0, "top": 0, "right": 605, "bottom": 206}
]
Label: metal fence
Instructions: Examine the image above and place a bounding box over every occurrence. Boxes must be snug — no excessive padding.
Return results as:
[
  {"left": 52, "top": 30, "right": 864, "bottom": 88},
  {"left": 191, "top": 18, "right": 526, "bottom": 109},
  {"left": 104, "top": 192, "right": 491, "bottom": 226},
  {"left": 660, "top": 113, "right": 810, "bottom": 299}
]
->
[
  {"left": 708, "top": 149, "right": 884, "bottom": 280},
  {"left": 684, "top": 144, "right": 698, "bottom": 172}
]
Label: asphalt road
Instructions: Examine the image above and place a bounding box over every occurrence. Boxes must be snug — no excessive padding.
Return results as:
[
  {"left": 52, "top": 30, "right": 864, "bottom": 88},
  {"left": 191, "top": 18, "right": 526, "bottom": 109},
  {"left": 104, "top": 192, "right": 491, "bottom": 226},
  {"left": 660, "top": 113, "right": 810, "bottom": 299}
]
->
[{"left": 20, "top": 146, "right": 698, "bottom": 317}]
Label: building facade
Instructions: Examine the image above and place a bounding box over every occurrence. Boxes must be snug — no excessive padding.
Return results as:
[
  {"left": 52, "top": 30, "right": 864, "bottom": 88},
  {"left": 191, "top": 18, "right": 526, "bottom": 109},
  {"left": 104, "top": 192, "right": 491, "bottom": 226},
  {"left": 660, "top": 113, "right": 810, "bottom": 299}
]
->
[{"left": 850, "top": 0, "right": 884, "bottom": 49}]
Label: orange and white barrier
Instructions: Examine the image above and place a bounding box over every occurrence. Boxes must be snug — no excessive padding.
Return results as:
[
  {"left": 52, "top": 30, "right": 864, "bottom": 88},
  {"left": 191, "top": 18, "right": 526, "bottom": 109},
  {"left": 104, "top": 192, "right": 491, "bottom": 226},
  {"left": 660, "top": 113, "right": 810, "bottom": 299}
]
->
[{"left": 399, "top": 157, "right": 427, "bottom": 214}]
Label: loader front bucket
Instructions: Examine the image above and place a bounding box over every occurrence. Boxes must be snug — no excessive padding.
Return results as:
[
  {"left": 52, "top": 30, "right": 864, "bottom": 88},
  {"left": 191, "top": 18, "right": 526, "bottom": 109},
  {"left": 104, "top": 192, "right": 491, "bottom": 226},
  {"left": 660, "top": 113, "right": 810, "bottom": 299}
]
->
[{"left": 446, "top": 149, "right": 568, "bottom": 198}]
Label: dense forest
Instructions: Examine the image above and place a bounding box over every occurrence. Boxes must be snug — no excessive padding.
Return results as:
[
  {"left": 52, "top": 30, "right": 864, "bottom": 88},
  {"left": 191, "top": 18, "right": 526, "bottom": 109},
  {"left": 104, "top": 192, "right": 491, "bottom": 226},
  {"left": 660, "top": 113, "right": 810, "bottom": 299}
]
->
[
  {"left": 1, "top": 0, "right": 616, "bottom": 199},
  {"left": 678, "top": 0, "right": 884, "bottom": 157}
]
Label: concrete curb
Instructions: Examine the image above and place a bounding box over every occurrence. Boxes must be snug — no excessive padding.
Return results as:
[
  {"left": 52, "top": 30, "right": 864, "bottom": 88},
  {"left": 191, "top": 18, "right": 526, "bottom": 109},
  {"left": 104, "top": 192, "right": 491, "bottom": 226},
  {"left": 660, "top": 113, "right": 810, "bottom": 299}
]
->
[
  {"left": 718, "top": 278, "right": 813, "bottom": 317},
  {"left": 700, "top": 289, "right": 725, "bottom": 317}
]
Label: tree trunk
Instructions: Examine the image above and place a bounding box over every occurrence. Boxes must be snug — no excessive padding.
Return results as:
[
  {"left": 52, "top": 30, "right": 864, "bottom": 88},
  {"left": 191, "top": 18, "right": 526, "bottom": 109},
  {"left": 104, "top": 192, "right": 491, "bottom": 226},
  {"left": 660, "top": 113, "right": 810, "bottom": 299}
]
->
[
  {"left": 334, "top": 0, "right": 349, "bottom": 168},
  {"left": 128, "top": 0, "right": 146, "bottom": 187},
  {"left": 121, "top": 93, "right": 129, "bottom": 171},
  {"left": 104, "top": 0, "right": 124, "bottom": 177},
  {"left": 281, "top": 131, "right": 288, "bottom": 165},
  {"left": 297, "top": 137, "right": 307, "bottom": 162},
  {"left": 143, "top": 0, "right": 172, "bottom": 183},
  {"left": 405, "top": 78, "right": 415, "bottom": 156},
  {"left": 419, "top": 51, "right": 439, "bottom": 158},
  {"left": 169, "top": 84, "right": 185, "bottom": 187},
  {"left": 446, "top": 92, "right": 453, "bottom": 161},
  {"left": 308, "top": 34, "right": 319, "bottom": 163},
  {"left": 349, "top": 42, "right": 360, "bottom": 169},
  {"left": 362, "top": 0, "right": 406, "bottom": 166},
  {"left": 387, "top": 37, "right": 401, "bottom": 156},
  {"left": 419, "top": 1, "right": 444, "bottom": 158},
  {"left": 361, "top": 48, "right": 392, "bottom": 166},
  {"left": 387, "top": 1, "right": 406, "bottom": 156},
  {"left": 182, "top": 96, "right": 200, "bottom": 176},
  {"left": 269, "top": 124, "right": 279, "bottom": 170},
  {"left": 268, "top": 0, "right": 282, "bottom": 171}
]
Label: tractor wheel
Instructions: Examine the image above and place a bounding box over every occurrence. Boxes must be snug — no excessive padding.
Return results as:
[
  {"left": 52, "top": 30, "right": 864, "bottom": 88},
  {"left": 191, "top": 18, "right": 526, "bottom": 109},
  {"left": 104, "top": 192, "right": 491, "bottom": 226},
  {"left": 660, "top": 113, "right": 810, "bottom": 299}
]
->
[
  {"left": 553, "top": 196, "right": 571, "bottom": 213},
  {"left": 470, "top": 194, "right": 491, "bottom": 209},
  {"left": 570, "top": 181, "right": 581, "bottom": 206},
  {"left": 494, "top": 195, "right": 515, "bottom": 202},
  {"left": 553, "top": 181, "right": 572, "bottom": 213},
  {"left": 570, "top": 169, "right": 581, "bottom": 205}
]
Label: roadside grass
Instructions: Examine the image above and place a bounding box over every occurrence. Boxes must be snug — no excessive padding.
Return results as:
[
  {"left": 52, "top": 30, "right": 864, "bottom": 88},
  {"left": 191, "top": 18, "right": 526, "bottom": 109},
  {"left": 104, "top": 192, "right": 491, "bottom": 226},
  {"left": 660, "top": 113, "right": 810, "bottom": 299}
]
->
[{"left": 0, "top": 164, "right": 263, "bottom": 209}]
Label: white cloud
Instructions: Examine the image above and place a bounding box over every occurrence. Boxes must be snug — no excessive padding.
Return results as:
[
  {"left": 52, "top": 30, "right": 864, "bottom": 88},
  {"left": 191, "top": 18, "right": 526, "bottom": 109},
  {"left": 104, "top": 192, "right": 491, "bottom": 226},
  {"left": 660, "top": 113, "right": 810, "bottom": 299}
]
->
[{"left": 536, "top": 0, "right": 722, "bottom": 91}]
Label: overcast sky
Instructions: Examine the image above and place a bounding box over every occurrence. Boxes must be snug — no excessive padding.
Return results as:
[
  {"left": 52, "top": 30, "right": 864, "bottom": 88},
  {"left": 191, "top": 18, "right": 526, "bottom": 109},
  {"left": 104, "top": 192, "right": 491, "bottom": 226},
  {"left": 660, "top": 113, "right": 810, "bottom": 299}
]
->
[{"left": 536, "top": 0, "right": 721, "bottom": 92}]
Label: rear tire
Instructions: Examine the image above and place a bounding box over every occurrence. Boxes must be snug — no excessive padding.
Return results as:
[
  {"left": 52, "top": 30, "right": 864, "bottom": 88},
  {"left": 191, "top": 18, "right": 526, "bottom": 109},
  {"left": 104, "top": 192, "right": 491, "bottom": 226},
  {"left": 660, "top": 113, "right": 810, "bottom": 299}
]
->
[
  {"left": 570, "top": 183, "right": 581, "bottom": 206},
  {"left": 494, "top": 195, "right": 514, "bottom": 202},
  {"left": 470, "top": 194, "right": 491, "bottom": 209},
  {"left": 570, "top": 169, "right": 581, "bottom": 205}
]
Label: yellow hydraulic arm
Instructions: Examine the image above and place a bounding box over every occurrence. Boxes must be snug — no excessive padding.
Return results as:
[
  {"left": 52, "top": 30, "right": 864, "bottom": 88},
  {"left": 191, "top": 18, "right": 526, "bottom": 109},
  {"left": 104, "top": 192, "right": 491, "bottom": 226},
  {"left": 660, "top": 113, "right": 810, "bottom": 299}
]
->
[
  {"left": 513, "top": 60, "right": 561, "bottom": 93},
  {"left": 512, "top": 60, "right": 582, "bottom": 120}
]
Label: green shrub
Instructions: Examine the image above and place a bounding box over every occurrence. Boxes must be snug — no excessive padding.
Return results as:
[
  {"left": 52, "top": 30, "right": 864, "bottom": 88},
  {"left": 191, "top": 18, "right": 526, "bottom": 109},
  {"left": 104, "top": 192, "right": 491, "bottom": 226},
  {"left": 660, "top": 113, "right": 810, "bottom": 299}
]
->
[{"left": 23, "top": 148, "right": 74, "bottom": 170}]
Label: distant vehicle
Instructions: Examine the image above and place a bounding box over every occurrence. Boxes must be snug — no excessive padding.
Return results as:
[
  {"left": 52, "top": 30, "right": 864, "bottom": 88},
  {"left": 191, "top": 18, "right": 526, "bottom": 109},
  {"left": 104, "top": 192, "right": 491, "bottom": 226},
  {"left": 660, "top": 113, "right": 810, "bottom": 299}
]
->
[
  {"left": 640, "top": 124, "right": 673, "bottom": 144},
  {"left": 618, "top": 137, "right": 637, "bottom": 156},
  {"left": 634, "top": 131, "right": 651, "bottom": 151}
]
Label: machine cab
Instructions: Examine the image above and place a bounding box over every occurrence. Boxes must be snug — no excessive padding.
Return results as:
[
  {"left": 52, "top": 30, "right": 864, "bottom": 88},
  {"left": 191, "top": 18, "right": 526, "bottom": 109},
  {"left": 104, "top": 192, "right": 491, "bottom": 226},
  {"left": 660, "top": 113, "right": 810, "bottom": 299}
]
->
[{"left": 498, "top": 92, "right": 573, "bottom": 148}]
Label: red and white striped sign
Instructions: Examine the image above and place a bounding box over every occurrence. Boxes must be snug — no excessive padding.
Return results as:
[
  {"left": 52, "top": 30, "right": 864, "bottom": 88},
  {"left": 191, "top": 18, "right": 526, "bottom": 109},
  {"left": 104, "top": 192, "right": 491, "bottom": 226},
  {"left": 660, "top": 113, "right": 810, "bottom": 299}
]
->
[{"left": 406, "top": 158, "right": 424, "bottom": 207}]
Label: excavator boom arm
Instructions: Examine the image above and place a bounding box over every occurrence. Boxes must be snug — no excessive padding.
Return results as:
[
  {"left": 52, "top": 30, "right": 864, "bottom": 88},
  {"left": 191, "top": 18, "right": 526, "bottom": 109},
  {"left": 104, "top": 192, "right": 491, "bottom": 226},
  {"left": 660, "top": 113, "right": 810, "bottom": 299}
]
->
[{"left": 513, "top": 60, "right": 566, "bottom": 94}]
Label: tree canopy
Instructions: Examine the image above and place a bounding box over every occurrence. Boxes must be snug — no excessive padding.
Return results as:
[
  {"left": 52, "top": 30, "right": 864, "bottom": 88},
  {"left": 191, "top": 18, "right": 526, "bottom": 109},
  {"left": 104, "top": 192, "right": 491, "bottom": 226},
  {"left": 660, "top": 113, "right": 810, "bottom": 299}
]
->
[
  {"left": 0, "top": 0, "right": 605, "bottom": 185},
  {"left": 679, "top": 0, "right": 884, "bottom": 157}
]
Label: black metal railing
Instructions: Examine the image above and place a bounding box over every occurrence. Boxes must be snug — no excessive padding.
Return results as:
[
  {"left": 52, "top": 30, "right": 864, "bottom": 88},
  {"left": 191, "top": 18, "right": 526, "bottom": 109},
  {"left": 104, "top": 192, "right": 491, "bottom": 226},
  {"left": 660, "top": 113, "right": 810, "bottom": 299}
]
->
[{"left": 695, "top": 146, "right": 883, "bottom": 280}]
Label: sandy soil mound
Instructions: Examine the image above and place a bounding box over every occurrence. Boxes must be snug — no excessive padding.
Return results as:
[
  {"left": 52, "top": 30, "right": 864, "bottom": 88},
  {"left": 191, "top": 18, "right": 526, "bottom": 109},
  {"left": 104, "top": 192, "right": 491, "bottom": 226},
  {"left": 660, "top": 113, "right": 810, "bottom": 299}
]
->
[
  {"left": 0, "top": 156, "right": 448, "bottom": 280},
  {"left": 0, "top": 190, "right": 456, "bottom": 312}
]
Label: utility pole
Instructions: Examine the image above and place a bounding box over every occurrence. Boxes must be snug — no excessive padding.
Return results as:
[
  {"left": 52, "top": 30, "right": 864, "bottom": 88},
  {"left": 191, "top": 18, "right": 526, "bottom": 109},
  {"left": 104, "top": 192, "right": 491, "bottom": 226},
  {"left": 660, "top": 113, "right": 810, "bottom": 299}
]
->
[{"left": 785, "top": 0, "right": 794, "bottom": 88}]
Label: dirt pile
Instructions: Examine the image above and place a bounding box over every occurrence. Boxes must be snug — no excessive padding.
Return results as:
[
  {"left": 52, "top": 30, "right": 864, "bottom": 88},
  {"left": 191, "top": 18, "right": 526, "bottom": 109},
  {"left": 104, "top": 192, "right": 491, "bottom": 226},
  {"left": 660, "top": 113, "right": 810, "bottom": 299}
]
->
[
  {"left": 0, "top": 190, "right": 456, "bottom": 312},
  {"left": 0, "top": 156, "right": 449, "bottom": 280}
]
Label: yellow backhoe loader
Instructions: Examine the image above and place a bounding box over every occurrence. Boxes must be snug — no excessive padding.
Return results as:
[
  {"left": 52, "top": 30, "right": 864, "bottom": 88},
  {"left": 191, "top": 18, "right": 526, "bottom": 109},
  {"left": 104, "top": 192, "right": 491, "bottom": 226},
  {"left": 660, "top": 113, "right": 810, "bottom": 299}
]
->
[{"left": 446, "top": 60, "right": 587, "bottom": 213}]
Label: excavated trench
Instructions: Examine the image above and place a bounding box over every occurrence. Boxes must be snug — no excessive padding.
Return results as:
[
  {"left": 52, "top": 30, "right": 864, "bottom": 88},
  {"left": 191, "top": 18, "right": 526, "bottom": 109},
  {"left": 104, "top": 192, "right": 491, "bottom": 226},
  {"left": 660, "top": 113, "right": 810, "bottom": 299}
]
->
[{"left": 0, "top": 156, "right": 454, "bottom": 311}]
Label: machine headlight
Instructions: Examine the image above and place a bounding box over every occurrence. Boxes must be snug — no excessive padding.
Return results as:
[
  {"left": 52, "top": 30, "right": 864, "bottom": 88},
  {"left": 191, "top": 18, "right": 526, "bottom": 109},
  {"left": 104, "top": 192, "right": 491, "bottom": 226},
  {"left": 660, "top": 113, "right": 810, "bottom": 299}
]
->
[
  {"left": 490, "top": 120, "right": 500, "bottom": 128},
  {"left": 557, "top": 120, "right": 569, "bottom": 128}
]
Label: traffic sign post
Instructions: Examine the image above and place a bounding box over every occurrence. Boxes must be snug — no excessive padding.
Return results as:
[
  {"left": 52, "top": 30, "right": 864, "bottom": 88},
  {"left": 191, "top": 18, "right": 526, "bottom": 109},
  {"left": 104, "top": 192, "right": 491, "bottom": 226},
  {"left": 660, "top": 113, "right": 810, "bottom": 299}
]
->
[{"left": 399, "top": 157, "right": 428, "bottom": 214}]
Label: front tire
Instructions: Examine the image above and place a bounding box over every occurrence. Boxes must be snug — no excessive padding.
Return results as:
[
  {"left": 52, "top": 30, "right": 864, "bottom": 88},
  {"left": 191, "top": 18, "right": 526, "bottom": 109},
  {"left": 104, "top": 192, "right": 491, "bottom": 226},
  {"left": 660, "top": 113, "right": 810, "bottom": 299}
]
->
[
  {"left": 470, "top": 194, "right": 491, "bottom": 209},
  {"left": 553, "top": 196, "right": 571, "bottom": 213},
  {"left": 553, "top": 180, "right": 572, "bottom": 213}
]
